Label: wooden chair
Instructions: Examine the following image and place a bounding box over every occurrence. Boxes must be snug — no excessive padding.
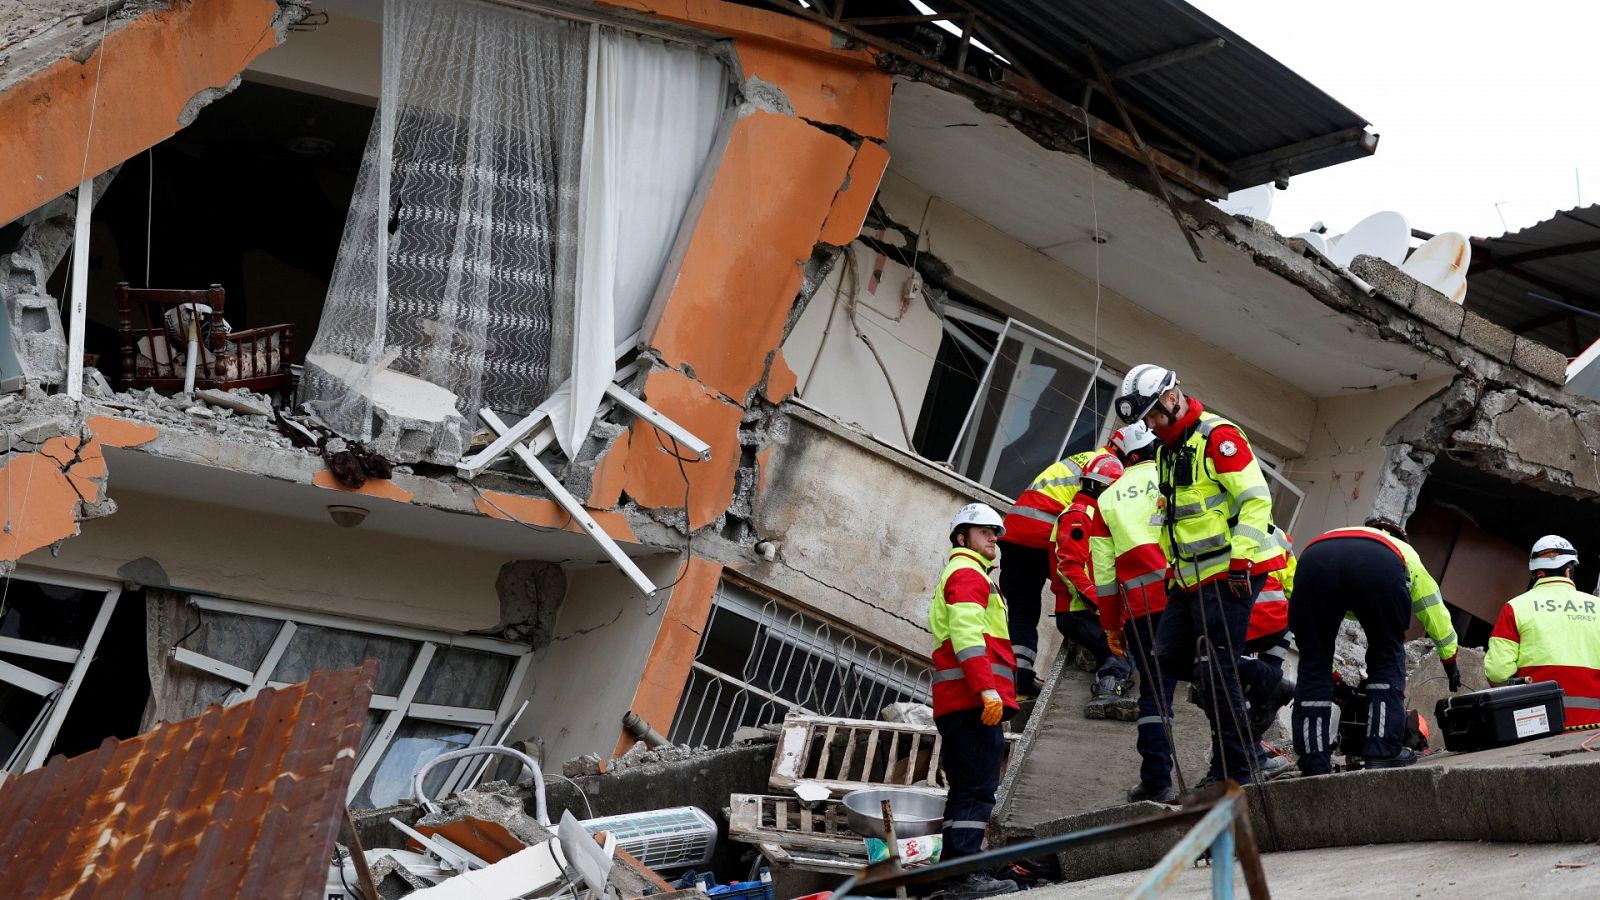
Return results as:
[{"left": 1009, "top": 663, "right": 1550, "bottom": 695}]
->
[{"left": 115, "top": 282, "right": 295, "bottom": 397}]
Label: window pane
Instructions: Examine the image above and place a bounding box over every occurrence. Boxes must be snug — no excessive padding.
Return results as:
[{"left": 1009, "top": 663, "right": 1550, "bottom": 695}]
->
[
  {"left": 1062, "top": 379, "right": 1115, "bottom": 458},
  {"left": 190, "top": 609, "right": 282, "bottom": 672},
  {"left": 415, "top": 647, "right": 513, "bottom": 709},
  {"left": 955, "top": 330, "right": 1096, "bottom": 498},
  {"left": 0, "top": 580, "right": 101, "bottom": 648},
  {"left": 272, "top": 625, "right": 418, "bottom": 696},
  {"left": 352, "top": 719, "right": 477, "bottom": 809}
]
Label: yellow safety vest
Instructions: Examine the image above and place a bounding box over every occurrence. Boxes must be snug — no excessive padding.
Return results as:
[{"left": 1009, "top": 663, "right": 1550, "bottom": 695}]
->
[
  {"left": 1485, "top": 577, "right": 1600, "bottom": 688},
  {"left": 1156, "top": 412, "right": 1278, "bottom": 589},
  {"left": 929, "top": 548, "right": 1010, "bottom": 657},
  {"left": 1090, "top": 460, "right": 1167, "bottom": 604},
  {"left": 1007, "top": 451, "right": 1096, "bottom": 525}
]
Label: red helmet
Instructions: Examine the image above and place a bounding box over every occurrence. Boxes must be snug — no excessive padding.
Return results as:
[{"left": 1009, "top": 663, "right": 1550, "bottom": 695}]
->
[{"left": 1081, "top": 452, "right": 1125, "bottom": 489}]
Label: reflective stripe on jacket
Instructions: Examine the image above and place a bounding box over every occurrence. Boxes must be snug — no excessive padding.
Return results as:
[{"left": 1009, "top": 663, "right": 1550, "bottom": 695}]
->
[
  {"left": 1156, "top": 409, "right": 1285, "bottom": 589},
  {"left": 1002, "top": 452, "right": 1094, "bottom": 549},
  {"left": 929, "top": 547, "right": 1019, "bottom": 716},
  {"left": 1050, "top": 493, "right": 1100, "bottom": 614},
  {"left": 1091, "top": 460, "right": 1169, "bottom": 632},
  {"left": 1485, "top": 576, "right": 1600, "bottom": 726},
  {"left": 1304, "top": 525, "right": 1458, "bottom": 660}
]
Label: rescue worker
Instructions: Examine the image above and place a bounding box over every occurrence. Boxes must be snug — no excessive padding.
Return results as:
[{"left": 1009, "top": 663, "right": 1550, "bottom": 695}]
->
[
  {"left": 1050, "top": 452, "right": 1135, "bottom": 719},
  {"left": 1114, "top": 364, "right": 1287, "bottom": 786},
  {"left": 928, "top": 502, "right": 1020, "bottom": 898},
  {"left": 998, "top": 451, "right": 1097, "bottom": 696},
  {"left": 1243, "top": 529, "right": 1297, "bottom": 739},
  {"left": 1289, "top": 517, "right": 1459, "bottom": 774},
  {"left": 1486, "top": 536, "right": 1600, "bottom": 726},
  {"left": 1092, "top": 423, "right": 1181, "bottom": 801}
]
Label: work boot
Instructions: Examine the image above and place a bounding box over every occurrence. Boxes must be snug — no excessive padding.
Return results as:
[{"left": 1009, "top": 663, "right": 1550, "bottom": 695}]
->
[
  {"left": 940, "top": 871, "right": 1019, "bottom": 899},
  {"left": 1084, "top": 676, "right": 1117, "bottom": 719},
  {"left": 1249, "top": 677, "right": 1295, "bottom": 738},
  {"left": 1364, "top": 748, "right": 1421, "bottom": 769},
  {"left": 1255, "top": 744, "right": 1295, "bottom": 781},
  {"left": 1072, "top": 643, "right": 1098, "bottom": 673},
  {"left": 1109, "top": 677, "right": 1139, "bottom": 720},
  {"left": 1014, "top": 668, "right": 1041, "bottom": 701},
  {"left": 1127, "top": 780, "right": 1179, "bottom": 803}
]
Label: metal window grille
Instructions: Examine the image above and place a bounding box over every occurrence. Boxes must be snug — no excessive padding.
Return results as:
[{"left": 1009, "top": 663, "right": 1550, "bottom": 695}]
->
[{"left": 669, "top": 581, "right": 932, "bottom": 749}]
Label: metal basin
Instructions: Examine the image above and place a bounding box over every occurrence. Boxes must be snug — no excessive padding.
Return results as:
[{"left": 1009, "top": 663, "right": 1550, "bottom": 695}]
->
[{"left": 841, "top": 788, "right": 946, "bottom": 840}]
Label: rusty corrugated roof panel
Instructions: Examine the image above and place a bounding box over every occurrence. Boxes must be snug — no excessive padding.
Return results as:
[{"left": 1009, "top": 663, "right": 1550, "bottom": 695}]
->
[
  {"left": 1468, "top": 205, "right": 1600, "bottom": 355},
  {"left": 0, "top": 662, "right": 375, "bottom": 899}
]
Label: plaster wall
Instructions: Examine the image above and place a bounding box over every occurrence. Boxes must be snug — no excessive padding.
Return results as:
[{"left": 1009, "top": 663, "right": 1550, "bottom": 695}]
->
[
  {"left": 875, "top": 172, "right": 1315, "bottom": 458},
  {"left": 21, "top": 487, "right": 506, "bottom": 631},
  {"left": 748, "top": 405, "right": 1063, "bottom": 667},
  {"left": 1287, "top": 376, "right": 1453, "bottom": 540},
  {"left": 245, "top": 10, "right": 381, "bottom": 103},
  {"left": 519, "top": 556, "right": 689, "bottom": 765},
  {"left": 784, "top": 242, "right": 942, "bottom": 452}
]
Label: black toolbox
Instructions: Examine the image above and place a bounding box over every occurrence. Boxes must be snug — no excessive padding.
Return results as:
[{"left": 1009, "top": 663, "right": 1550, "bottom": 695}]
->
[{"left": 1435, "top": 681, "right": 1566, "bottom": 752}]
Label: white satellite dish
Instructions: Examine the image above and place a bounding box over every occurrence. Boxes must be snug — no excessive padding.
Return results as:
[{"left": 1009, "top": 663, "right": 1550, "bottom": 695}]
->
[
  {"left": 1325, "top": 211, "right": 1410, "bottom": 268},
  {"left": 1212, "top": 184, "right": 1275, "bottom": 221},
  {"left": 1293, "top": 231, "right": 1330, "bottom": 256},
  {"left": 1401, "top": 232, "right": 1471, "bottom": 305}
]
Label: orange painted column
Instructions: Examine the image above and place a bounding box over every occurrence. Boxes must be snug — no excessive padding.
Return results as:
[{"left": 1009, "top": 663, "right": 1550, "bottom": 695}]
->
[
  {"left": 614, "top": 556, "right": 724, "bottom": 756},
  {"left": 0, "top": 0, "right": 292, "bottom": 224}
]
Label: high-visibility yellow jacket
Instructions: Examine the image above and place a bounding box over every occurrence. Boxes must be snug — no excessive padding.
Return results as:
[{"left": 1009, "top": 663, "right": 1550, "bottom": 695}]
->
[
  {"left": 1090, "top": 459, "right": 1170, "bottom": 631},
  {"left": 1305, "top": 525, "right": 1458, "bottom": 661},
  {"left": 1486, "top": 576, "right": 1600, "bottom": 726},
  {"left": 1154, "top": 403, "right": 1285, "bottom": 589},
  {"left": 929, "top": 547, "right": 1018, "bottom": 716},
  {"left": 1002, "top": 451, "right": 1096, "bottom": 549}
]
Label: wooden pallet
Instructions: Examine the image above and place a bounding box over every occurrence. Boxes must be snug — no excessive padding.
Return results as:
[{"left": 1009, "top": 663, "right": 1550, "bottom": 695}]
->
[
  {"left": 727, "top": 793, "right": 867, "bottom": 875},
  {"left": 769, "top": 713, "right": 1019, "bottom": 798}
]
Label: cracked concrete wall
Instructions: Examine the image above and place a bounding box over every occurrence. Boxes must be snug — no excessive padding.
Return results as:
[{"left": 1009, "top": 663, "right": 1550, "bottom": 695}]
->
[
  {"left": 0, "top": 392, "right": 120, "bottom": 568},
  {"left": 0, "top": 0, "right": 304, "bottom": 225},
  {"left": 1287, "top": 376, "right": 1454, "bottom": 540},
  {"left": 517, "top": 555, "right": 707, "bottom": 766}
]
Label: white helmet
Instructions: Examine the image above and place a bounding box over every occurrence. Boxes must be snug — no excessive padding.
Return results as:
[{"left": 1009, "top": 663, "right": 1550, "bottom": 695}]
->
[
  {"left": 1115, "top": 364, "right": 1178, "bottom": 424},
  {"left": 950, "top": 502, "right": 1005, "bottom": 541},
  {"left": 1530, "top": 535, "right": 1579, "bottom": 573},
  {"left": 1112, "top": 421, "right": 1159, "bottom": 458}
]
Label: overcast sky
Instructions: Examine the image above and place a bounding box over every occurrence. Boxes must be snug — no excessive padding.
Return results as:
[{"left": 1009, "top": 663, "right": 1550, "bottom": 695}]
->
[{"left": 1188, "top": 1, "right": 1600, "bottom": 241}]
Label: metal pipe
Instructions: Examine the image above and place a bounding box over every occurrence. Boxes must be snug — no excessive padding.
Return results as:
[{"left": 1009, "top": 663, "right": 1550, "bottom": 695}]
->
[
  {"left": 411, "top": 745, "right": 550, "bottom": 825},
  {"left": 622, "top": 709, "right": 670, "bottom": 748}
]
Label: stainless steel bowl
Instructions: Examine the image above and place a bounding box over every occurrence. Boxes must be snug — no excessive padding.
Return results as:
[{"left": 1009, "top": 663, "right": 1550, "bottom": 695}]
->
[{"left": 841, "top": 788, "right": 946, "bottom": 839}]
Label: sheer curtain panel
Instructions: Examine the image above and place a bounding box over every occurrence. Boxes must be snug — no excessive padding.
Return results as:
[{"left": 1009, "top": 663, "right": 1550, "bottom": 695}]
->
[{"left": 304, "top": 0, "right": 587, "bottom": 459}]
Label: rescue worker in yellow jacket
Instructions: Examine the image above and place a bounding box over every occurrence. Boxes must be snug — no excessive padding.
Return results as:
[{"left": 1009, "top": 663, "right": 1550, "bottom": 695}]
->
[
  {"left": 1115, "top": 364, "right": 1286, "bottom": 786},
  {"left": 1486, "top": 536, "right": 1600, "bottom": 726},
  {"left": 999, "top": 451, "right": 1097, "bottom": 696},
  {"left": 928, "top": 502, "right": 1020, "bottom": 898},
  {"left": 1289, "top": 518, "right": 1459, "bottom": 774}
]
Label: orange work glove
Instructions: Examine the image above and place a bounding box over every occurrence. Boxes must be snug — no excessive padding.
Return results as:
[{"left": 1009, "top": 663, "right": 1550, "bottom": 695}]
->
[
  {"left": 980, "top": 689, "right": 1004, "bottom": 726},
  {"left": 1107, "top": 629, "right": 1126, "bottom": 658}
]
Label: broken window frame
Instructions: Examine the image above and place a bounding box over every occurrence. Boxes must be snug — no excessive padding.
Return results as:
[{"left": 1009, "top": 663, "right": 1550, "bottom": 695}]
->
[
  {"left": 1256, "top": 454, "right": 1306, "bottom": 537},
  {"left": 947, "top": 317, "right": 1104, "bottom": 493},
  {"left": 168, "top": 595, "right": 531, "bottom": 807},
  {"left": 669, "top": 575, "right": 932, "bottom": 750},
  {"left": 0, "top": 569, "right": 122, "bottom": 774}
]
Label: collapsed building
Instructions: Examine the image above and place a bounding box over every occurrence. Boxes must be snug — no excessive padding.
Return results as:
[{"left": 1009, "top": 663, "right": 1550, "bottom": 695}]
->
[{"left": 4, "top": 0, "right": 1600, "bottom": 890}]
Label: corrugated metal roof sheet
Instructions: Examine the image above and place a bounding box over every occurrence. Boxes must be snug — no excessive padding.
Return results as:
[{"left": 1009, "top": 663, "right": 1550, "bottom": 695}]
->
[
  {"left": 0, "top": 663, "right": 375, "bottom": 899},
  {"left": 1467, "top": 205, "right": 1600, "bottom": 355},
  {"left": 963, "top": 0, "right": 1377, "bottom": 188}
]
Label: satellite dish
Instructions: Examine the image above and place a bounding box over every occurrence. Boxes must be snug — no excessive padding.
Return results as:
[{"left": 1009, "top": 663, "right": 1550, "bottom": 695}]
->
[
  {"left": 1401, "top": 232, "right": 1471, "bottom": 305},
  {"left": 1293, "top": 231, "right": 1330, "bottom": 256},
  {"left": 1212, "top": 184, "right": 1275, "bottom": 221},
  {"left": 1325, "top": 211, "right": 1410, "bottom": 268}
]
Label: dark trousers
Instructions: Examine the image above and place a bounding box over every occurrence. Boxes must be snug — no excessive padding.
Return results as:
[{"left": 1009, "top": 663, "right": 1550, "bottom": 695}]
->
[
  {"left": 1156, "top": 574, "right": 1265, "bottom": 784},
  {"left": 935, "top": 707, "right": 1006, "bottom": 859},
  {"left": 1056, "top": 610, "right": 1132, "bottom": 682},
  {"left": 1241, "top": 629, "right": 1290, "bottom": 709},
  {"left": 1290, "top": 538, "right": 1409, "bottom": 774},
  {"left": 999, "top": 540, "right": 1048, "bottom": 677},
  {"left": 1124, "top": 611, "right": 1178, "bottom": 789}
]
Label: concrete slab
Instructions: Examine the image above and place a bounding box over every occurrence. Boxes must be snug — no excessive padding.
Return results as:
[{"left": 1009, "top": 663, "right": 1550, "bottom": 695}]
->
[{"left": 1022, "top": 841, "right": 1600, "bottom": 898}]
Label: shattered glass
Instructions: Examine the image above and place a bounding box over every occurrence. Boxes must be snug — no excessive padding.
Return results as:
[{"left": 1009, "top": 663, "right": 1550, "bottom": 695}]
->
[
  {"left": 271, "top": 625, "right": 417, "bottom": 697},
  {"left": 352, "top": 718, "right": 476, "bottom": 809}
]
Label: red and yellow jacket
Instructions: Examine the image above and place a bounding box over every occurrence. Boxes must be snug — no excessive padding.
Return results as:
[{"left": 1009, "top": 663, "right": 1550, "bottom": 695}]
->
[
  {"left": 1486, "top": 576, "right": 1600, "bottom": 726},
  {"left": 1002, "top": 452, "right": 1096, "bottom": 549},
  {"left": 929, "top": 547, "right": 1020, "bottom": 716},
  {"left": 1090, "top": 459, "right": 1170, "bottom": 631},
  {"left": 1050, "top": 492, "right": 1100, "bottom": 615}
]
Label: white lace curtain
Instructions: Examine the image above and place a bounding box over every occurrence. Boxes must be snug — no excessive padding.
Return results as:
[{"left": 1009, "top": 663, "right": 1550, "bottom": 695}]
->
[{"left": 305, "top": 0, "right": 727, "bottom": 460}]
